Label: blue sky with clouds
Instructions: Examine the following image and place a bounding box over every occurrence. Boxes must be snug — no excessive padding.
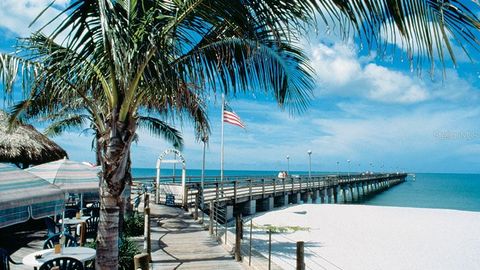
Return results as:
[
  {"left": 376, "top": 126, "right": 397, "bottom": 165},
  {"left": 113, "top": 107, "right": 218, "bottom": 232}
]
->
[{"left": 1, "top": 1, "right": 479, "bottom": 173}]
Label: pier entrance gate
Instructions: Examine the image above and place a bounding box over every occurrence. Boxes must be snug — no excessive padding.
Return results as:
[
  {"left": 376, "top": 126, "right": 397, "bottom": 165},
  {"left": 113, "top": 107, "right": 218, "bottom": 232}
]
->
[{"left": 155, "top": 149, "right": 187, "bottom": 205}]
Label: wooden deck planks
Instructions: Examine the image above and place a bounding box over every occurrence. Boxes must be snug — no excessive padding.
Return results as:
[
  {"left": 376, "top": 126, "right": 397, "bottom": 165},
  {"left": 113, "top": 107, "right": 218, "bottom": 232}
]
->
[{"left": 148, "top": 204, "right": 245, "bottom": 270}]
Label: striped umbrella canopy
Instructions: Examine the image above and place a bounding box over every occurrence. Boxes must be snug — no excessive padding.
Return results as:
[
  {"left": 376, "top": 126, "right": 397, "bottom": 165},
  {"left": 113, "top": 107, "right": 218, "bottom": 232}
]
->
[
  {"left": 27, "top": 158, "right": 100, "bottom": 194},
  {"left": 0, "top": 163, "right": 65, "bottom": 228}
]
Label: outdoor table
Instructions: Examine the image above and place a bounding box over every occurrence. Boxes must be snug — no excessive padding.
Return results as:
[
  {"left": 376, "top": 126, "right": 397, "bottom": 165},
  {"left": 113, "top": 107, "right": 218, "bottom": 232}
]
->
[
  {"left": 61, "top": 216, "right": 89, "bottom": 226},
  {"left": 22, "top": 247, "right": 96, "bottom": 268}
]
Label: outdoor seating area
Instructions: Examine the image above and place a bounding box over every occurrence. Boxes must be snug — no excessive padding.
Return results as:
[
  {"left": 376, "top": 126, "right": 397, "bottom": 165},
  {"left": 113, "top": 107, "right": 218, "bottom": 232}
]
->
[
  {"left": 0, "top": 158, "right": 101, "bottom": 269},
  {"left": 0, "top": 209, "right": 99, "bottom": 269},
  {"left": 1, "top": 198, "right": 101, "bottom": 269}
]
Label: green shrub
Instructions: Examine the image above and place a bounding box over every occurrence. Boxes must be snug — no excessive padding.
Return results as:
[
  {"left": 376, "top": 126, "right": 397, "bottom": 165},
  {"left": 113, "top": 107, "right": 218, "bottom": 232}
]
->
[
  {"left": 84, "top": 237, "right": 141, "bottom": 270},
  {"left": 123, "top": 213, "right": 145, "bottom": 237},
  {"left": 119, "top": 237, "right": 141, "bottom": 270}
]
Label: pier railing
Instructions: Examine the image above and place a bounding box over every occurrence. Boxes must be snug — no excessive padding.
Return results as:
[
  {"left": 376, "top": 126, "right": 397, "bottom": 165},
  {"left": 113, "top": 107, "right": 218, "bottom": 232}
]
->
[{"left": 133, "top": 172, "right": 408, "bottom": 208}]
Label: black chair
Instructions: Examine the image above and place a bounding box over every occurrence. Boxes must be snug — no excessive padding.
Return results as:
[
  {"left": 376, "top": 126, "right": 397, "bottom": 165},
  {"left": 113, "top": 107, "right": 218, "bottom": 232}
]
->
[
  {"left": 39, "top": 257, "right": 84, "bottom": 270},
  {"left": 0, "top": 248, "right": 21, "bottom": 270},
  {"left": 85, "top": 216, "right": 99, "bottom": 240},
  {"left": 90, "top": 207, "right": 100, "bottom": 218},
  {"left": 82, "top": 202, "right": 100, "bottom": 217},
  {"left": 64, "top": 209, "right": 78, "bottom": 219},
  {"left": 43, "top": 233, "right": 77, "bottom": 250},
  {"left": 89, "top": 202, "right": 100, "bottom": 218},
  {"left": 90, "top": 202, "right": 100, "bottom": 208},
  {"left": 44, "top": 217, "right": 61, "bottom": 238}
]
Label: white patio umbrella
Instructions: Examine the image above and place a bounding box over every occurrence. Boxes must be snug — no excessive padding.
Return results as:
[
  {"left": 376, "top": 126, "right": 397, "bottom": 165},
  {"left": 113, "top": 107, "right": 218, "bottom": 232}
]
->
[
  {"left": 0, "top": 163, "right": 65, "bottom": 228},
  {"left": 26, "top": 158, "right": 101, "bottom": 209}
]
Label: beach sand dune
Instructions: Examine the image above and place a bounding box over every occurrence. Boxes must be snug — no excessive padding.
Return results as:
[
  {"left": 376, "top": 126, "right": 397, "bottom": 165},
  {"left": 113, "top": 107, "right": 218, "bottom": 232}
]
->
[{"left": 251, "top": 204, "right": 480, "bottom": 270}]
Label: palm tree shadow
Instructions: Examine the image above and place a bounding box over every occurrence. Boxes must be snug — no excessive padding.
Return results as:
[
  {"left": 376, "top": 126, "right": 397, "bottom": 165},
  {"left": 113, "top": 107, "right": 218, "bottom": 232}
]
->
[{"left": 247, "top": 236, "right": 324, "bottom": 260}]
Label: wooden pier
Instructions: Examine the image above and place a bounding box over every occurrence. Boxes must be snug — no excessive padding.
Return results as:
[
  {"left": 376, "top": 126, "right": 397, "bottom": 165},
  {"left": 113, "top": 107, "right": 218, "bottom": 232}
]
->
[{"left": 137, "top": 173, "right": 407, "bottom": 220}]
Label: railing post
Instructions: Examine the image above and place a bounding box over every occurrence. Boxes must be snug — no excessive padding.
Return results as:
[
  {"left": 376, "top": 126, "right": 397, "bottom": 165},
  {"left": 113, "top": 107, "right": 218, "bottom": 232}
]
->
[
  {"left": 296, "top": 241, "right": 305, "bottom": 270},
  {"left": 262, "top": 179, "right": 266, "bottom": 198},
  {"left": 183, "top": 185, "right": 189, "bottom": 210},
  {"left": 249, "top": 219, "right": 253, "bottom": 266},
  {"left": 209, "top": 201, "right": 214, "bottom": 235},
  {"left": 134, "top": 253, "right": 150, "bottom": 270},
  {"left": 234, "top": 181, "right": 238, "bottom": 204},
  {"left": 143, "top": 206, "right": 151, "bottom": 262},
  {"left": 215, "top": 183, "right": 219, "bottom": 203},
  {"left": 268, "top": 229, "right": 272, "bottom": 270},
  {"left": 225, "top": 213, "right": 228, "bottom": 244},
  {"left": 194, "top": 190, "right": 199, "bottom": 220},
  {"left": 249, "top": 179, "right": 253, "bottom": 200},
  {"left": 235, "top": 213, "right": 242, "bottom": 261},
  {"left": 200, "top": 183, "right": 204, "bottom": 224},
  {"left": 273, "top": 178, "right": 276, "bottom": 196}
]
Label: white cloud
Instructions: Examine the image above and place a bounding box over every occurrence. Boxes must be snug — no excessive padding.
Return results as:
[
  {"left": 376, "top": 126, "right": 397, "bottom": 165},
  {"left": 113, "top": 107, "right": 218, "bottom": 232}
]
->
[
  {"left": 306, "top": 105, "right": 480, "bottom": 173},
  {"left": 306, "top": 39, "right": 479, "bottom": 105},
  {"left": 309, "top": 41, "right": 430, "bottom": 104},
  {"left": 311, "top": 43, "right": 361, "bottom": 86},
  {"left": 362, "top": 64, "right": 429, "bottom": 104},
  {"left": 0, "top": 0, "right": 69, "bottom": 37}
]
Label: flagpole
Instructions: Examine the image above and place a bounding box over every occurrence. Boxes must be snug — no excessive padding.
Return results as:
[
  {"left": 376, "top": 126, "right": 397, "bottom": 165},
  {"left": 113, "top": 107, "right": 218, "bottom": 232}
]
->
[
  {"left": 220, "top": 93, "right": 225, "bottom": 196},
  {"left": 201, "top": 136, "right": 207, "bottom": 223}
]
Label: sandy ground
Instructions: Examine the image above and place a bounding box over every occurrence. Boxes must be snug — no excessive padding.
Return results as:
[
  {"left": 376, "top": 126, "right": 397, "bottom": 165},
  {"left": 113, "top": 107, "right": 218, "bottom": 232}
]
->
[{"left": 250, "top": 204, "right": 480, "bottom": 270}]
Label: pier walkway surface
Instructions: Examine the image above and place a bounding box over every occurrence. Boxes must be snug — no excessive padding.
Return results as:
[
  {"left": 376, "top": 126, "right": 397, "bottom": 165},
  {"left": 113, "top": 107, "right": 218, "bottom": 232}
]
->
[{"left": 148, "top": 204, "right": 245, "bottom": 270}]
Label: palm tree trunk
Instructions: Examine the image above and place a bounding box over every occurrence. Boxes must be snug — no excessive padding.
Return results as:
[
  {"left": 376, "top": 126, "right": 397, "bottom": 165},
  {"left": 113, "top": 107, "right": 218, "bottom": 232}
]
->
[
  {"left": 95, "top": 132, "right": 102, "bottom": 166},
  {"left": 96, "top": 117, "right": 135, "bottom": 269},
  {"left": 124, "top": 154, "right": 133, "bottom": 213},
  {"left": 96, "top": 189, "right": 120, "bottom": 269}
]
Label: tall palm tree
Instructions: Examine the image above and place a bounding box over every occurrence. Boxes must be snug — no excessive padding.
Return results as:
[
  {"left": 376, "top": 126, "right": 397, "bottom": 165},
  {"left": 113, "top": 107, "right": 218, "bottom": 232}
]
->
[{"left": 2, "top": 1, "right": 480, "bottom": 268}]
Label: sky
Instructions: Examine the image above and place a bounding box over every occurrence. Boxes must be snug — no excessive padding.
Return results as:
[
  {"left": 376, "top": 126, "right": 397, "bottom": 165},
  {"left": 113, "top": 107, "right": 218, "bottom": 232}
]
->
[{"left": 0, "top": 1, "right": 479, "bottom": 174}]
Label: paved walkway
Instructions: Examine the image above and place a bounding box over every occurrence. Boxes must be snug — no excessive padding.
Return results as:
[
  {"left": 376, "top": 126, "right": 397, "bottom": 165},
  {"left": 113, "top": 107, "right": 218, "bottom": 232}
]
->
[{"left": 148, "top": 204, "right": 245, "bottom": 270}]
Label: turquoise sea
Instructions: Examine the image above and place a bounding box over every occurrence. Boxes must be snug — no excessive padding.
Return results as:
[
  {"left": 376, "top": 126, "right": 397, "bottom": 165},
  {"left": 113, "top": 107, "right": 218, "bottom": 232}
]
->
[{"left": 132, "top": 168, "right": 480, "bottom": 212}]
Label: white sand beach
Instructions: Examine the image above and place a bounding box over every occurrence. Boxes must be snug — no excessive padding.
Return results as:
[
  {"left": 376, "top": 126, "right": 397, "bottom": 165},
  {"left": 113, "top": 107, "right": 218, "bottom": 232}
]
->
[{"left": 250, "top": 204, "right": 480, "bottom": 270}]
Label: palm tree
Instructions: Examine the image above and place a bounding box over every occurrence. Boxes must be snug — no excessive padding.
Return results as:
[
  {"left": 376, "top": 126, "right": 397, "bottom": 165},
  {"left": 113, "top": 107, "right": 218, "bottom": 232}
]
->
[
  {"left": 2, "top": 1, "right": 480, "bottom": 268},
  {"left": 10, "top": 69, "right": 209, "bottom": 233}
]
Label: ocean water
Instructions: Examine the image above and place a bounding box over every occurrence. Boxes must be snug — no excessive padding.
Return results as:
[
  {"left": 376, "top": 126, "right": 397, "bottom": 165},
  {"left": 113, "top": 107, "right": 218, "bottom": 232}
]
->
[
  {"left": 132, "top": 168, "right": 480, "bottom": 212},
  {"left": 363, "top": 173, "right": 480, "bottom": 212}
]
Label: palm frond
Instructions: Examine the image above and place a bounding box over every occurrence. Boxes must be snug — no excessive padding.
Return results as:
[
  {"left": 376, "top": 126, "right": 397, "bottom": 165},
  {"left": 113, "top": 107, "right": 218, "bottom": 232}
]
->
[
  {"left": 137, "top": 116, "right": 183, "bottom": 150},
  {"left": 44, "top": 114, "right": 90, "bottom": 137}
]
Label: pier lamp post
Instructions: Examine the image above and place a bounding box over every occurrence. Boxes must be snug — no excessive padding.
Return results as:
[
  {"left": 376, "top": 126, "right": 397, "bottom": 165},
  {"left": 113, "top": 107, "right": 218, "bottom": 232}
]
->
[
  {"left": 307, "top": 150, "right": 312, "bottom": 179},
  {"left": 286, "top": 155, "right": 290, "bottom": 175},
  {"left": 336, "top": 161, "right": 339, "bottom": 176},
  {"left": 347, "top": 159, "right": 351, "bottom": 177}
]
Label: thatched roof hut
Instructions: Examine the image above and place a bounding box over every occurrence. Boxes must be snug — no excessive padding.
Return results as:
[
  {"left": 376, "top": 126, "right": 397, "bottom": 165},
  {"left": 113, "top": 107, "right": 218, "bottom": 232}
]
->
[{"left": 0, "top": 111, "right": 68, "bottom": 168}]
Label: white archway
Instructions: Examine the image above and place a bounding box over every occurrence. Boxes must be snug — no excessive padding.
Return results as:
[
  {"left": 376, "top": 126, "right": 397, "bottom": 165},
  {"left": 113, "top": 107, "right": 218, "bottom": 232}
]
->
[{"left": 155, "top": 149, "right": 187, "bottom": 205}]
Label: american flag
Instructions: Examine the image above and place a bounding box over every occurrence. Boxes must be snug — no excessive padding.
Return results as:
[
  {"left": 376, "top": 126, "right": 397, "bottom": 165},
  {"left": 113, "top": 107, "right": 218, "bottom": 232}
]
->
[{"left": 223, "top": 103, "right": 245, "bottom": 129}]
